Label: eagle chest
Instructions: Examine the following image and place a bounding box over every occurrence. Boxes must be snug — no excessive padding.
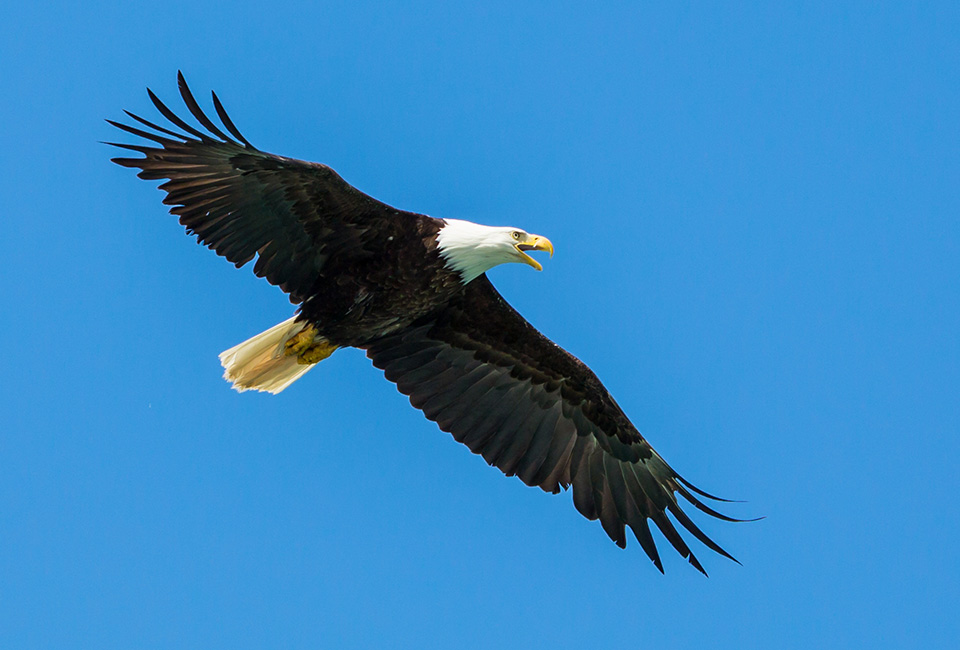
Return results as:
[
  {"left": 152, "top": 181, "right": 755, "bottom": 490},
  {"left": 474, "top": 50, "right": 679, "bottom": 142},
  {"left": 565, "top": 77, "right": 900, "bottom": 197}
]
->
[{"left": 302, "top": 246, "right": 461, "bottom": 345}]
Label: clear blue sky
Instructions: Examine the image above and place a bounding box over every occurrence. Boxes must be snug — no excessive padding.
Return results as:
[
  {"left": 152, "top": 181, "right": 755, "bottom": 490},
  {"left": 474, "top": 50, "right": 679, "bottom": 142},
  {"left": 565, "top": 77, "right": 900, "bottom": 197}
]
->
[{"left": 2, "top": 2, "right": 958, "bottom": 648}]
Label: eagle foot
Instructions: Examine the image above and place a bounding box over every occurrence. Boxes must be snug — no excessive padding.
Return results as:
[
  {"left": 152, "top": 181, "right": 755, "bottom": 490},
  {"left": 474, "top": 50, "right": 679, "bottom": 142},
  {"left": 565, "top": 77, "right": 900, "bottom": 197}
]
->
[
  {"left": 282, "top": 326, "right": 337, "bottom": 365},
  {"left": 297, "top": 340, "right": 338, "bottom": 365},
  {"left": 283, "top": 326, "right": 319, "bottom": 357}
]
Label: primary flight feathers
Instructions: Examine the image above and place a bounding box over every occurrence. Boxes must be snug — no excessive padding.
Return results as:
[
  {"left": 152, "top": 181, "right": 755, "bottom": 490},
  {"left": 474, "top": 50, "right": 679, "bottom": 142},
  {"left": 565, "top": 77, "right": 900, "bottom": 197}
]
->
[{"left": 108, "top": 72, "right": 749, "bottom": 574}]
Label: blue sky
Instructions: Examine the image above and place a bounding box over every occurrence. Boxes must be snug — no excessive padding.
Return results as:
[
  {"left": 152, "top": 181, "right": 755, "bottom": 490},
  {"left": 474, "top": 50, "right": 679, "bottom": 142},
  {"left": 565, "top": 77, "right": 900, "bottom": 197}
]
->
[{"left": 2, "top": 1, "right": 958, "bottom": 648}]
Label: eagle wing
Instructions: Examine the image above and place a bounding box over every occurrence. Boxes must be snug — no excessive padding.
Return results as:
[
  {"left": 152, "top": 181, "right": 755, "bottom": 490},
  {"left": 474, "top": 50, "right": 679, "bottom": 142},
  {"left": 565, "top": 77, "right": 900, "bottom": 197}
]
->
[
  {"left": 108, "top": 72, "right": 427, "bottom": 304},
  {"left": 365, "top": 275, "right": 745, "bottom": 574}
]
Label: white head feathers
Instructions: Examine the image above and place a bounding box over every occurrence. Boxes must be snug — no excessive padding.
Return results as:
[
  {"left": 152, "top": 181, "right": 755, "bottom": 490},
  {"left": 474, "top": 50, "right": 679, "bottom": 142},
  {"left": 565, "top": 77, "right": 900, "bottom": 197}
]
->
[{"left": 436, "top": 219, "right": 552, "bottom": 284}]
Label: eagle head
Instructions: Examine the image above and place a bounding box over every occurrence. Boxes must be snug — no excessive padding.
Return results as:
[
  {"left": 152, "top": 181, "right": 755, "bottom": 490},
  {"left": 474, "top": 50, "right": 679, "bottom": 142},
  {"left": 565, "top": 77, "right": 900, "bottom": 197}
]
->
[{"left": 437, "top": 219, "right": 554, "bottom": 283}]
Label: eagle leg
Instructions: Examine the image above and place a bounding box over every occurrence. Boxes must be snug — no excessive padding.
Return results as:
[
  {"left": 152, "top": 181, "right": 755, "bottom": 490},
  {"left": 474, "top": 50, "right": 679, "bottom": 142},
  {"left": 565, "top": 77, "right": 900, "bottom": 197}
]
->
[
  {"left": 283, "top": 326, "right": 337, "bottom": 365},
  {"left": 297, "top": 340, "right": 338, "bottom": 365}
]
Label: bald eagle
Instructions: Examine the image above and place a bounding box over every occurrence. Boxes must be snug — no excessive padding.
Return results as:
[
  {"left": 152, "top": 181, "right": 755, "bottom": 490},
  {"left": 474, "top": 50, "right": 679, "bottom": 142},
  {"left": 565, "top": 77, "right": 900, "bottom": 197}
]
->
[{"left": 108, "top": 73, "right": 747, "bottom": 574}]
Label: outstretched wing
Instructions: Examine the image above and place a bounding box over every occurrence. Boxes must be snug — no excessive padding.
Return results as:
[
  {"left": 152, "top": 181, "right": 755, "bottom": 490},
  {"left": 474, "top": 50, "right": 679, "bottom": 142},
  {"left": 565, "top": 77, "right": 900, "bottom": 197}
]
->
[
  {"left": 108, "top": 71, "right": 428, "bottom": 303},
  {"left": 365, "top": 275, "right": 747, "bottom": 574}
]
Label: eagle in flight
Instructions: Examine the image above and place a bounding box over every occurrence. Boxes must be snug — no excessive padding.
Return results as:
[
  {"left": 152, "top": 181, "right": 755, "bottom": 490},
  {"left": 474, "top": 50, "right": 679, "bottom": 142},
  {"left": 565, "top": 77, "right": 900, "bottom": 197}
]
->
[{"left": 108, "top": 72, "right": 748, "bottom": 574}]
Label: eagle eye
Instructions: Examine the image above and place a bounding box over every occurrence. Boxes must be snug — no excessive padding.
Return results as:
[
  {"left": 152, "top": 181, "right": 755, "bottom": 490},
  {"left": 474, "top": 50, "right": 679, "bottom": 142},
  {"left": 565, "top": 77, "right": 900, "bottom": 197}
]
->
[{"left": 512, "top": 231, "right": 521, "bottom": 240}]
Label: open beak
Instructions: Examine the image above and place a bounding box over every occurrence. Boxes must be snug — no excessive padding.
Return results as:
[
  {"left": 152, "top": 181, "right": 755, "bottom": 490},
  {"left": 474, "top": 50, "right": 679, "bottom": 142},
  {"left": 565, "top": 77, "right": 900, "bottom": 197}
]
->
[{"left": 515, "top": 234, "right": 554, "bottom": 271}]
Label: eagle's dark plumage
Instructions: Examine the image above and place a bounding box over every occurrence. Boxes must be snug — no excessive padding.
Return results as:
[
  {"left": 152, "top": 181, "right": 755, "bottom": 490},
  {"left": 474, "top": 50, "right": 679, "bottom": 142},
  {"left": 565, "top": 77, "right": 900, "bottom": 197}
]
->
[{"left": 108, "top": 72, "right": 748, "bottom": 574}]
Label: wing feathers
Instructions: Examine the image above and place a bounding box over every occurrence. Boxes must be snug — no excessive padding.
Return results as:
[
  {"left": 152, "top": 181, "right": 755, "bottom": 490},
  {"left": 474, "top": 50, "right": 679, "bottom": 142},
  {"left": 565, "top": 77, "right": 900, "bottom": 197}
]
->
[
  {"left": 625, "top": 496, "right": 664, "bottom": 572},
  {"left": 212, "top": 90, "right": 254, "bottom": 147},
  {"left": 530, "top": 420, "right": 578, "bottom": 492},
  {"left": 106, "top": 119, "right": 181, "bottom": 146},
  {"left": 511, "top": 405, "right": 561, "bottom": 482},
  {"left": 110, "top": 73, "right": 428, "bottom": 303},
  {"left": 475, "top": 387, "right": 538, "bottom": 467},
  {"left": 177, "top": 71, "right": 236, "bottom": 144},
  {"left": 122, "top": 109, "right": 189, "bottom": 140},
  {"left": 597, "top": 462, "right": 627, "bottom": 548},
  {"left": 463, "top": 382, "right": 535, "bottom": 451},
  {"left": 147, "top": 86, "right": 212, "bottom": 142},
  {"left": 570, "top": 437, "right": 599, "bottom": 520},
  {"left": 365, "top": 276, "right": 746, "bottom": 573}
]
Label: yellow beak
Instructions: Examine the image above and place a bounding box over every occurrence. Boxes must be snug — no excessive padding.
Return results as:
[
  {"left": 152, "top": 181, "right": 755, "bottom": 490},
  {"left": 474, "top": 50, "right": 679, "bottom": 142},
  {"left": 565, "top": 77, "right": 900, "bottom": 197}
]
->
[{"left": 515, "top": 234, "right": 554, "bottom": 271}]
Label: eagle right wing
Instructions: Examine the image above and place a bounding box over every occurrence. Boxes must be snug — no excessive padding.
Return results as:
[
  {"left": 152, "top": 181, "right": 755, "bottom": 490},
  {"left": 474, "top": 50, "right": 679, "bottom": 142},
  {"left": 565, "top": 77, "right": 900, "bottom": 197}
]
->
[
  {"left": 365, "top": 275, "right": 749, "bottom": 574},
  {"left": 108, "top": 72, "right": 427, "bottom": 304}
]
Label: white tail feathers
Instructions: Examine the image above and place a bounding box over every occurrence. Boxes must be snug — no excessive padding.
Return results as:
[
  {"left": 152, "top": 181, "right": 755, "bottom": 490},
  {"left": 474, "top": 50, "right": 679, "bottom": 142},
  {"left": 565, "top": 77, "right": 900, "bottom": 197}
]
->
[{"left": 219, "top": 316, "right": 317, "bottom": 394}]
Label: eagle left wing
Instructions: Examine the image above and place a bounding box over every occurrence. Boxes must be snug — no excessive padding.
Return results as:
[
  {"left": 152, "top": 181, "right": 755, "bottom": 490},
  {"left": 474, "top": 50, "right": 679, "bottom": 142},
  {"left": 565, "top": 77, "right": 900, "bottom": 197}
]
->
[
  {"left": 107, "top": 72, "right": 431, "bottom": 304},
  {"left": 365, "top": 275, "right": 746, "bottom": 574}
]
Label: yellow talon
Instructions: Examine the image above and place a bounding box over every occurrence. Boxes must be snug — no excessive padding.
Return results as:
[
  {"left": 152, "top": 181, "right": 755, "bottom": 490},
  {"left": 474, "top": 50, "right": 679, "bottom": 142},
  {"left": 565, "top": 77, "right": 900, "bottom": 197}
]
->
[
  {"left": 298, "top": 341, "right": 338, "bottom": 364},
  {"left": 282, "top": 325, "right": 338, "bottom": 364},
  {"left": 284, "top": 325, "right": 319, "bottom": 356}
]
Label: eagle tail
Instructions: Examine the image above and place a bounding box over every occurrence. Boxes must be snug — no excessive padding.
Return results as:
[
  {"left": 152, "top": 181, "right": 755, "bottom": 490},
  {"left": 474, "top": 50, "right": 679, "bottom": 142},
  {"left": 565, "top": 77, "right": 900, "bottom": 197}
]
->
[{"left": 218, "top": 317, "right": 330, "bottom": 394}]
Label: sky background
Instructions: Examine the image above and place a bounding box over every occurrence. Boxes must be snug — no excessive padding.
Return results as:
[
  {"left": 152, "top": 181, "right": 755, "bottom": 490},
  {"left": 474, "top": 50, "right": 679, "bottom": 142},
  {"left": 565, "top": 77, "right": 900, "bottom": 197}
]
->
[{"left": 2, "top": 2, "right": 959, "bottom": 648}]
